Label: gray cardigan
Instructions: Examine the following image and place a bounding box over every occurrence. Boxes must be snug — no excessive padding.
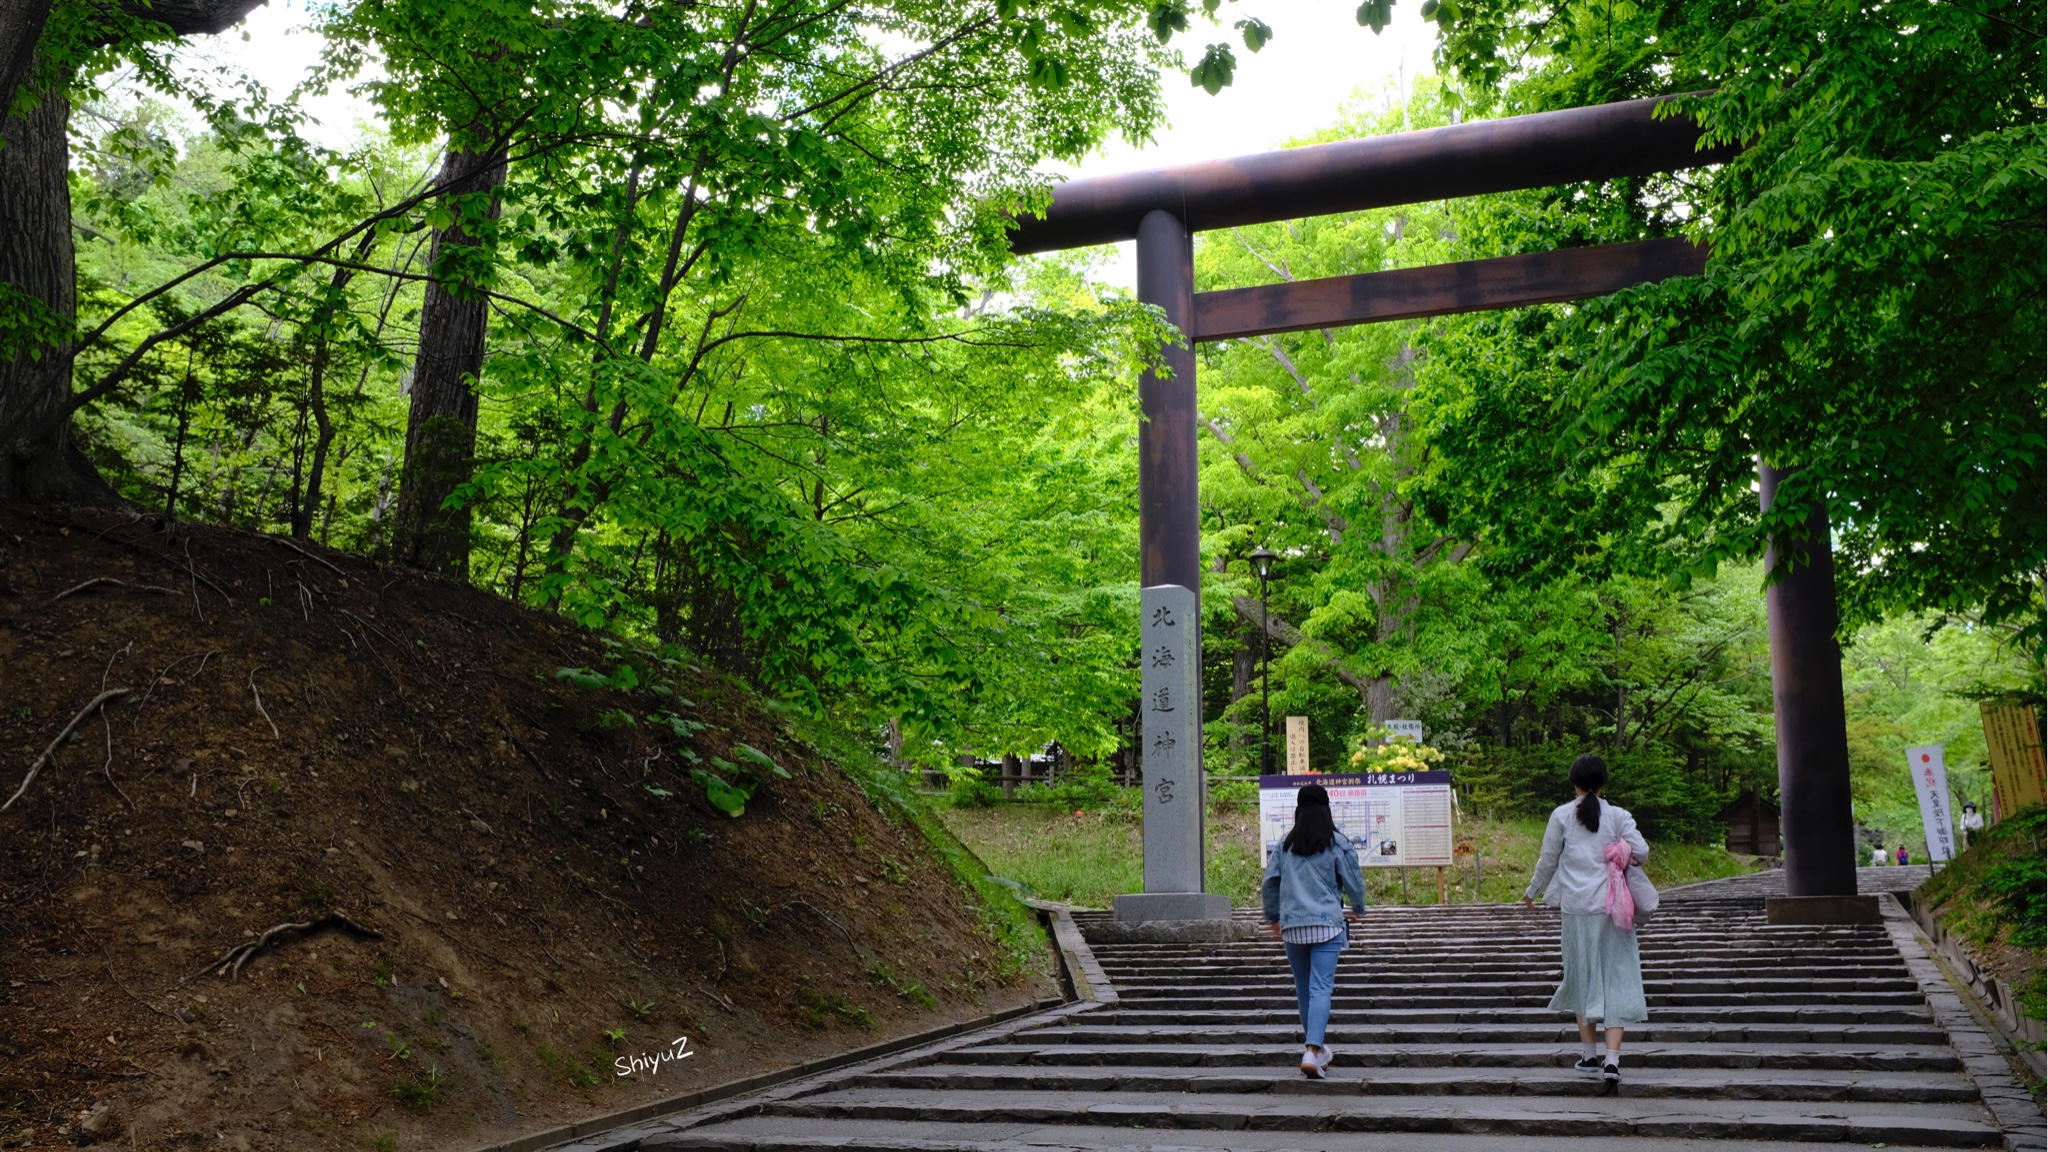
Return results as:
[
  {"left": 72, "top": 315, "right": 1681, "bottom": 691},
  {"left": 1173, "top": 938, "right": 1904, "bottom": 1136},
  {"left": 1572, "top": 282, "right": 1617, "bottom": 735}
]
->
[{"left": 1524, "top": 797, "right": 1650, "bottom": 914}]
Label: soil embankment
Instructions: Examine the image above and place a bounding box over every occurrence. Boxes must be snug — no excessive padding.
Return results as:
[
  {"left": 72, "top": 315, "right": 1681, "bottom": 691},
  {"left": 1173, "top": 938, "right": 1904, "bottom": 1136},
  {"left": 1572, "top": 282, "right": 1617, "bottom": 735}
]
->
[{"left": 0, "top": 503, "right": 1053, "bottom": 1150}]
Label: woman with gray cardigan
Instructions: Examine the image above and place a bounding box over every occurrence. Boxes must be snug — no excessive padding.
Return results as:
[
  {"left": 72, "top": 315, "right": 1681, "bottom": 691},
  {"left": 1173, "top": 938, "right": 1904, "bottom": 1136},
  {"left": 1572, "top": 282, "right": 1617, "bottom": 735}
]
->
[
  {"left": 1261, "top": 783, "right": 1367, "bottom": 1079},
  {"left": 1523, "top": 754, "right": 1649, "bottom": 1086}
]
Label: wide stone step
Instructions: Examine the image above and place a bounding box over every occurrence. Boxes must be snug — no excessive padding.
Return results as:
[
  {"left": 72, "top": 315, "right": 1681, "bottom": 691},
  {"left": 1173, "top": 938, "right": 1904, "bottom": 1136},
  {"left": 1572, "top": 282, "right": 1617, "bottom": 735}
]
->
[
  {"left": 847, "top": 1063, "right": 1979, "bottom": 1103},
  {"left": 1108, "top": 981, "right": 1925, "bottom": 1002},
  {"left": 1092, "top": 935, "right": 1896, "bottom": 951},
  {"left": 1094, "top": 953, "right": 1909, "bottom": 969},
  {"left": 753, "top": 1087, "right": 2001, "bottom": 1145},
  {"left": 1111, "top": 990, "right": 1931, "bottom": 1009},
  {"left": 1010, "top": 1022, "right": 1949, "bottom": 1046},
  {"left": 937, "top": 1042, "right": 1965, "bottom": 1072},
  {"left": 1095, "top": 1005, "right": 1936, "bottom": 1027},
  {"left": 647, "top": 1115, "right": 1977, "bottom": 1152},
  {"left": 1105, "top": 967, "right": 1916, "bottom": 988}
]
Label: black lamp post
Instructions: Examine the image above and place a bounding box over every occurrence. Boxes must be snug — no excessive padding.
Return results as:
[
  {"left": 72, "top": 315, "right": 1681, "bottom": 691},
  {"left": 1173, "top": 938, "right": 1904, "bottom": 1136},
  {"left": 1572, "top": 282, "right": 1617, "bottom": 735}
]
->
[{"left": 1249, "top": 546, "right": 1278, "bottom": 776}]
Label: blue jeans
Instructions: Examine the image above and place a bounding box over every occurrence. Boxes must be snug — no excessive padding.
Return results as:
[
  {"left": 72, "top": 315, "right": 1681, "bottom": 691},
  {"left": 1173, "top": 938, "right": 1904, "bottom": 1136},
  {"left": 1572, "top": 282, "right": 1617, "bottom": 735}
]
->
[{"left": 1283, "top": 932, "right": 1346, "bottom": 1046}]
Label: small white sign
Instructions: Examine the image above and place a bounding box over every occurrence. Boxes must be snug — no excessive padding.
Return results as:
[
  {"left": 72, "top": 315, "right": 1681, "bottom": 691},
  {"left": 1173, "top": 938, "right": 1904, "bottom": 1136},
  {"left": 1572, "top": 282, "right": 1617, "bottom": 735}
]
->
[
  {"left": 1907, "top": 744, "right": 1956, "bottom": 863},
  {"left": 1386, "top": 719, "right": 1424, "bottom": 744}
]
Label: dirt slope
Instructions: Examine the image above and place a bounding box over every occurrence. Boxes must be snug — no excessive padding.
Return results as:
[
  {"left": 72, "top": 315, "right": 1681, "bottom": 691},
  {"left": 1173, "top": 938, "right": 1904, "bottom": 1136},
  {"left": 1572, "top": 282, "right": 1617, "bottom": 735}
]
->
[{"left": 0, "top": 502, "right": 1052, "bottom": 1150}]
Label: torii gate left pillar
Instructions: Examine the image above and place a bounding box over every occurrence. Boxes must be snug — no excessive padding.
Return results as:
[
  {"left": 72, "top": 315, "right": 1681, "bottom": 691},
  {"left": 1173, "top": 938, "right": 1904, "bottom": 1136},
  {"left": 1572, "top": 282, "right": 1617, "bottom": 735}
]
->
[{"left": 1114, "top": 210, "right": 1231, "bottom": 923}]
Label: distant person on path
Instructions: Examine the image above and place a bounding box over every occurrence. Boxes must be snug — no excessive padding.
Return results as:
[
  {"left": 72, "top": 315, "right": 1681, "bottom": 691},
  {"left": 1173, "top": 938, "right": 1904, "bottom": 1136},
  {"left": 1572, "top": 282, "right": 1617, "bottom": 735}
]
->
[
  {"left": 1960, "top": 803, "right": 1984, "bottom": 847},
  {"left": 1871, "top": 845, "right": 1888, "bottom": 867},
  {"left": 1524, "top": 754, "right": 1649, "bottom": 1087},
  {"left": 1262, "top": 783, "right": 1366, "bottom": 1080},
  {"left": 1897, "top": 844, "right": 1910, "bottom": 865}
]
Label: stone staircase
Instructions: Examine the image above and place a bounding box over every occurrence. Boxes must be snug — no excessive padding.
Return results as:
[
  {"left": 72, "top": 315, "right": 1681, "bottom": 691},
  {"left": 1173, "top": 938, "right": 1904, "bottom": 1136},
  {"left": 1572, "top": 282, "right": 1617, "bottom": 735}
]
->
[{"left": 626, "top": 898, "right": 2027, "bottom": 1151}]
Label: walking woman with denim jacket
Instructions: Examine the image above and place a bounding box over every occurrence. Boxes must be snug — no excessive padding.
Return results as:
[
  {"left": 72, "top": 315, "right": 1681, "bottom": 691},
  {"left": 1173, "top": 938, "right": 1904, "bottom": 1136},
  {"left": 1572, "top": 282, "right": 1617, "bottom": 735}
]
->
[
  {"left": 1524, "top": 754, "right": 1650, "bottom": 1087},
  {"left": 1261, "top": 783, "right": 1367, "bottom": 1079}
]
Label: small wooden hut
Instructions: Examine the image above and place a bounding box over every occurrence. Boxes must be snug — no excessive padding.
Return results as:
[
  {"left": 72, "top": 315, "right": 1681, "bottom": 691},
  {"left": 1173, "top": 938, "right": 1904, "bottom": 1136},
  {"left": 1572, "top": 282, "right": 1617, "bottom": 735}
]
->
[{"left": 1718, "top": 788, "right": 1782, "bottom": 857}]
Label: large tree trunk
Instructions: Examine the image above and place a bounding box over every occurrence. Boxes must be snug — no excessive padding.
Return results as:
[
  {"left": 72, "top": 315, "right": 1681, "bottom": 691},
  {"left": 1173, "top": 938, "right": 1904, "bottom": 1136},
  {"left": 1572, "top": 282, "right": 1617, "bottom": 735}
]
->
[
  {"left": 2, "top": 0, "right": 264, "bottom": 504},
  {"left": 389, "top": 147, "right": 506, "bottom": 577},
  {"left": 0, "top": 0, "right": 53, "bottom": 120},
  {"left": 0, "top": 86, "right": 109, "bottom": 502}
]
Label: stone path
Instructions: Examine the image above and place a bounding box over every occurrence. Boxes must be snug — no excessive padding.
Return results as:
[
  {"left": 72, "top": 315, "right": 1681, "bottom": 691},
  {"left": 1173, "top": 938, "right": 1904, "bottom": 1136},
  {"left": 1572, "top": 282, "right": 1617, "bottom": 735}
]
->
[
  {"left": 561, "top": 884, "right": 2040, "bottom": 1152},
  {"left": 1660, "top": 864, "right": 1933, "bottom": 901}
]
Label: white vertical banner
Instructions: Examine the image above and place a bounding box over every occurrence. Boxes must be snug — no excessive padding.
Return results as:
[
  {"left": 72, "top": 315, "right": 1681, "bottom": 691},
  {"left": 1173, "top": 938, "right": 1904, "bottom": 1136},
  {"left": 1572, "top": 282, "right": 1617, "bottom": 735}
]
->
[{"left": 1907, "top": 744, "right": 1956, "bottom": 864}]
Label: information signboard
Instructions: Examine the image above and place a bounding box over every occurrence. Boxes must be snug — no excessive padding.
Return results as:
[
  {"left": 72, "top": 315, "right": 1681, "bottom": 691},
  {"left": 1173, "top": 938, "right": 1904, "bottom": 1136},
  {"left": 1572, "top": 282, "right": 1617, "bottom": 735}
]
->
[
  {"left": 1258, "top": 771, "right": 1454, "bottom": 868},
  {"left": 1981, "top": 702, "right": 2046, "bottom": 822},
  {"left": 1385, "top": 720, "right": 1424, "bottom": 744}
]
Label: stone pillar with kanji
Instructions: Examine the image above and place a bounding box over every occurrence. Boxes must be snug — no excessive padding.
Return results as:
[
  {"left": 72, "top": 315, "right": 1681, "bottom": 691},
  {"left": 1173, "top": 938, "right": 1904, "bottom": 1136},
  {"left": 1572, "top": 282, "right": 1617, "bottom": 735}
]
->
[{"left": 1114, "top": 584, "right": 1230, "bottom": 922}]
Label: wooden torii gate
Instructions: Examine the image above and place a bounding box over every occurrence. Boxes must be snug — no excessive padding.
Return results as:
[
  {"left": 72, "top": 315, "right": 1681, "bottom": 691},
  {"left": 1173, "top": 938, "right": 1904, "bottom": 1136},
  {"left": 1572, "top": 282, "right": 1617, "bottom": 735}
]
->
[{"left": 1011, "top": 96, "right": 1864, "bottom": 924}]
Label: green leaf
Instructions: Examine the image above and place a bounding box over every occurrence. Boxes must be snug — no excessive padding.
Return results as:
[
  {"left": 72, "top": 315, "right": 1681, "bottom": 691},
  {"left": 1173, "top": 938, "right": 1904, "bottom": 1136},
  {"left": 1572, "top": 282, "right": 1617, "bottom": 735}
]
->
[
  {"left": 1146, "top": 0, "right": 1189, "bottom": 43},
  {"left": 1354, "top": 0, "right": 1394, "bottom": 32},
  {"left": 1027, "top": 55, "right": 1069, "bottom": 88},
  {"left": 733, "top": 742, "right": 792, "bottom": 777},
  {"left": 1236, "top": 17, "right": 1272, "bottom": 52},
  {"left": 555, "top": 667, "right": 609, "bottom": 690},
  {"left": 1190, "top": 43, "right": 1236, "bottom": 94},
  {"left": 690, "top": 769, "right": 751, "bottom": 817}
]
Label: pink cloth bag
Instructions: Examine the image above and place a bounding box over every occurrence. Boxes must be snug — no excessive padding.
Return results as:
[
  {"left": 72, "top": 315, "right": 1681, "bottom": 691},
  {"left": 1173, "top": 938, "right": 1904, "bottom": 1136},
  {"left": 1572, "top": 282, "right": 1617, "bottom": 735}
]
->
[{"left": 1603, "top": 839, "right": 1636, "bottom": 931}]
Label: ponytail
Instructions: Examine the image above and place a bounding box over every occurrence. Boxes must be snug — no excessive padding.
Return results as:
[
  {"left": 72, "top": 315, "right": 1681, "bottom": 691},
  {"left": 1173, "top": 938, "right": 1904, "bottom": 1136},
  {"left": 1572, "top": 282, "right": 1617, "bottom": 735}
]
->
[{"left": 1569, "top": 754, "right": 1609, "bottom": 833}]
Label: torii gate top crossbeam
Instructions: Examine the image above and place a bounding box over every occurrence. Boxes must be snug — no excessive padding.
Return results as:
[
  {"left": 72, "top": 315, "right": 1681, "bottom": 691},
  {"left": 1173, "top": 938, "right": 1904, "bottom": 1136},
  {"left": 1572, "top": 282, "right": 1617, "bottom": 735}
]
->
[{"left": 1008, "top": 95, "right": 1729, "bottom": 255}]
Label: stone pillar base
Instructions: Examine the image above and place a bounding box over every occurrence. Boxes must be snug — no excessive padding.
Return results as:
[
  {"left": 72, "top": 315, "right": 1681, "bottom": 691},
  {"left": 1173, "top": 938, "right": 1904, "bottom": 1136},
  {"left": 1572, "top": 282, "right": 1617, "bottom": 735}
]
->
[
  {"left": 1765, "top": 895, "right": 1880, "bottom": 925},
  {"left": 1113, "top": 892, "right": 1232, "bottom": 922}
]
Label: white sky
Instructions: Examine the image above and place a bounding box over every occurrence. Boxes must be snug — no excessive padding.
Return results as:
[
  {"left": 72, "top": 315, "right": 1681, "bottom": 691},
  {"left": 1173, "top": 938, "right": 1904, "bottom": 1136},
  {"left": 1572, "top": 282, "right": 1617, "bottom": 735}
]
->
[{"left": 194, "top": 0, "right": 1444, "bottom": 290}]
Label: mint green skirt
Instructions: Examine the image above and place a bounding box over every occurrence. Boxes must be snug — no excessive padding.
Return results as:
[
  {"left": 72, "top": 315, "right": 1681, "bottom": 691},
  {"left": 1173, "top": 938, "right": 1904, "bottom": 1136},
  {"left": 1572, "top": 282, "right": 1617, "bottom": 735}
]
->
[{"left": 1550, "top": 912, "right": 1647, "bottom": 1026}]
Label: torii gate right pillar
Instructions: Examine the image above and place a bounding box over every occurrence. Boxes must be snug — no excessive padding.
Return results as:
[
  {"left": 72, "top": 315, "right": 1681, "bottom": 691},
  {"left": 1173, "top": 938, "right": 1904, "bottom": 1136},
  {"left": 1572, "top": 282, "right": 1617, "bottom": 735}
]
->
[{"left": 1759, "top": 462, "right": 1873, "bottom": 923}]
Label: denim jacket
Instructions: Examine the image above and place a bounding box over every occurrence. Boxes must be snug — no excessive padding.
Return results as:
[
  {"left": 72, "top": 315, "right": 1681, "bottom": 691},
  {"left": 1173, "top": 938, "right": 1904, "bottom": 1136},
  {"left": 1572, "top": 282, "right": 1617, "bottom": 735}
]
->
[{"left": 1261, "top": 831, "right": 1368, "bottom": 931}]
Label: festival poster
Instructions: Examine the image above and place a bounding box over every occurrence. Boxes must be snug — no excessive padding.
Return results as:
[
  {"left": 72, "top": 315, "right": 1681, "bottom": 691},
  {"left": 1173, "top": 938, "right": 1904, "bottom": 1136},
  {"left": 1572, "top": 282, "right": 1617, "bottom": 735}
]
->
[{"left": 1258, "top": 771, "right": 1455, "bottom": 868}]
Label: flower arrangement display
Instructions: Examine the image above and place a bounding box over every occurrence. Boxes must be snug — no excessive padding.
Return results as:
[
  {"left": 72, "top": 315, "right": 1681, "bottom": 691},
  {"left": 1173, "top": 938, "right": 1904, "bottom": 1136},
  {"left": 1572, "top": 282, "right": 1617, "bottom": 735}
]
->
[{"left": 1349, "top": 725, "right": 1447, "bottom": 775}]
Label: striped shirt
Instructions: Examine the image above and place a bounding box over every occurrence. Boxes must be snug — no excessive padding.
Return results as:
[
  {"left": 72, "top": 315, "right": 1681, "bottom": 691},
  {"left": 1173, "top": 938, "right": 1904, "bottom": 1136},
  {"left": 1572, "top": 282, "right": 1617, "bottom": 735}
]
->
[{"left": 1280, "top": 922, "right": 1344, "bottom": 945}]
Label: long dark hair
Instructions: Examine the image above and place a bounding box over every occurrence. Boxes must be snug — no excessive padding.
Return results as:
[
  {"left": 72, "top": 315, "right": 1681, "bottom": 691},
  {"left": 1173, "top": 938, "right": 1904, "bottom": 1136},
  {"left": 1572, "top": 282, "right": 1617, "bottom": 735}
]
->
[
  {"left": 1570, "top": 754, "right": 1609, "bottom": 832},
  {"left": 1283, "top": 784, "right": 1338, "bottom": 856}
]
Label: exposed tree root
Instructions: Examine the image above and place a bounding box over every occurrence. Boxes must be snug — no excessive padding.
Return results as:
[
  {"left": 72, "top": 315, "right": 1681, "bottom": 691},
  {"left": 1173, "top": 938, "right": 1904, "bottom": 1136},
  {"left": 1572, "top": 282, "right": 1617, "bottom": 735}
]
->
[
  {"left": 2, "top": 688, "right": 133, "bottom": 813},
  {"left": 47, "top": 577, "right": 177, "bottom": 603},
  {"left": 204, "top": 912, "right": 383, "bottom": 980}
]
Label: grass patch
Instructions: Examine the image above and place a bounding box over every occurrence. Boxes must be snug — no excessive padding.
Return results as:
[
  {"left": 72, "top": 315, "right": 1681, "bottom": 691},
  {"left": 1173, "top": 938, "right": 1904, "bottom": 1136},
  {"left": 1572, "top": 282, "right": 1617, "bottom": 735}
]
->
[
  {"left": 797, "top": 718, "right": 1054, "bottom": 984},
  {"left": 1917, "top": 804, "right": 2045, "bottom": 1024},
  {"left": 939, "top": 801, "right": 1760, "bottom": 908},
  {"left": 534, "top": 1043, "right": 601, "bottom": 1089},
  {"left": 795, "top": 985, "right": 876, "bottom": 1030},
  {"left": 391, "top": 1065, "right": 444, "bottom": 1110}
]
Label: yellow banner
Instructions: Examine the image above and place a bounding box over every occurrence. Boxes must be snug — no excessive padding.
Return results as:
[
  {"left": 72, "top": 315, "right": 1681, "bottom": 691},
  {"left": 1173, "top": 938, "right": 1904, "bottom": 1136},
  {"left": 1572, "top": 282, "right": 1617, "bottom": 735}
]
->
[{"left": 1980, "top": 702, "right": 2046, "bottom": 821}]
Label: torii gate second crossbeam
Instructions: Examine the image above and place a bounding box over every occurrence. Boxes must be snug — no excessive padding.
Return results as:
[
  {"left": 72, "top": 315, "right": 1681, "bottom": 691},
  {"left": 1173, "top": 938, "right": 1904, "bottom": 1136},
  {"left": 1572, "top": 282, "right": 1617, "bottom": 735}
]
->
[{"left": 1009, "top": 96, "right": 1863, "bottom": 926}]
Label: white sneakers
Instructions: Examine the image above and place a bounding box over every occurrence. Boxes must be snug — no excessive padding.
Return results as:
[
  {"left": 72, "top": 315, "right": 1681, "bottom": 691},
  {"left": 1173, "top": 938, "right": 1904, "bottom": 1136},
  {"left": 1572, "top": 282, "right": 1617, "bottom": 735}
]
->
[{"left": 1299, "top": 1044, "right": 1334, "bottom": 1079}]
